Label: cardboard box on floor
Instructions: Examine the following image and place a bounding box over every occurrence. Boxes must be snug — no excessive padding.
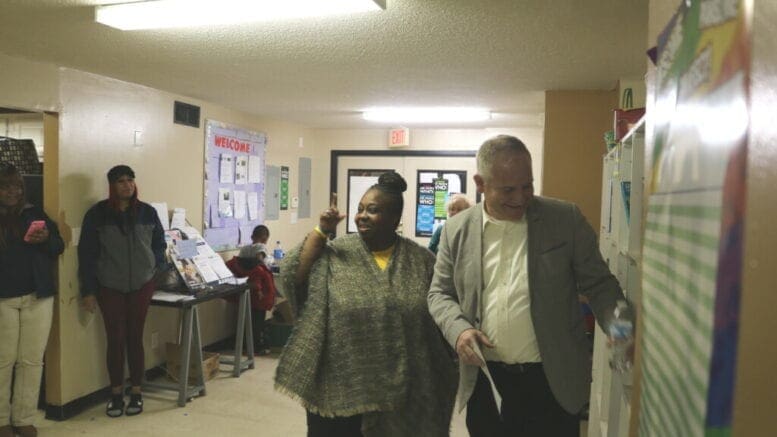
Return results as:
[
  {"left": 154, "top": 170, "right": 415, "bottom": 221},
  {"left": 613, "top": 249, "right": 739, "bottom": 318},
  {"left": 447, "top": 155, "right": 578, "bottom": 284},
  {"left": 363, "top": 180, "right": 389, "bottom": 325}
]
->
[{"left": 166, "top": 343, "right": 220, "bottom": 384}]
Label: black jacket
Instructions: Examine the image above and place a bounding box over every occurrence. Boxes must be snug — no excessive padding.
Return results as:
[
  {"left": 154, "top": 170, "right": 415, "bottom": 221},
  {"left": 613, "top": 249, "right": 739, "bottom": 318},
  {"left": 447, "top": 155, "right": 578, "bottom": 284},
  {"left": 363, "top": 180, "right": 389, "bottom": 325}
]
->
[{"left": 0, "top": 205, "right": 65, "bottom": 298}]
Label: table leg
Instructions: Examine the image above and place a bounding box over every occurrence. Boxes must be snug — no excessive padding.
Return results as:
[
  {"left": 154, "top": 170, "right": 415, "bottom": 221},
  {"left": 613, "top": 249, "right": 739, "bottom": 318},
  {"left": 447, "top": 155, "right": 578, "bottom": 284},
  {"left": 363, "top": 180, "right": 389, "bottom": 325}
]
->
[
  {"left": 191, "top": 307, "right": 206, "bottom": 396},
  {"left": 177, "top": 307, "right": 193, "bottom": 407},
  {"left": 234, "top": 290, "right": 246, "bottom": 377},
  {"left": 243, "top": 290, "right": 254, "bottom": 368}
]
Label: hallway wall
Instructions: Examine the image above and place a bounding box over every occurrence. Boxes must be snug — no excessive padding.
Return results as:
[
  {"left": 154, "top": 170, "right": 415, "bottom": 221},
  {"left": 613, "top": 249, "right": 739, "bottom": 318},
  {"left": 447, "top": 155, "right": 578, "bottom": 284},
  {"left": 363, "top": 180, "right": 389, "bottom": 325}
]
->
[{"left": 0, "top": 53, "right": 321, "bottom": 406}]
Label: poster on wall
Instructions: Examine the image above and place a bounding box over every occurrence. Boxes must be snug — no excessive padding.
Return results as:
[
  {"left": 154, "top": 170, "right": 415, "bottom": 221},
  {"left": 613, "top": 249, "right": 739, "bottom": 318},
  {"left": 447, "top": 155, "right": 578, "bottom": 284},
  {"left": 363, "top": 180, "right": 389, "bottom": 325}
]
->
[
  {"left": 434, "top": 178, "right": 449, "bottom": 219},
  {"left": 415, "top": 170, "right": 466, "bottom": 237},
  {"left": 638, "top": 2, "right": 750, "bottom": 437},
  {"left": 416, "top": 183, "right": 435, "bottom": 236},
  {"left": 203, "top": 119, "right": 266, "bottom": 251},
  {"left": 280, "top": 166, "right": 289, "bottom": 210}
]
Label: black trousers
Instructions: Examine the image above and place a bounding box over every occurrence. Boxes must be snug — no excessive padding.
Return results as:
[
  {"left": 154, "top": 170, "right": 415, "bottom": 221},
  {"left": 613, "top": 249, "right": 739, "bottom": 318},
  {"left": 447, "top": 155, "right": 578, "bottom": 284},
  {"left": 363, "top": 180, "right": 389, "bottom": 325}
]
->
[
  {"left": 466, "top": 362, "right": 580, "bottom": 437},
  {"left": 251, "top": 309, "right": 266, "bottom": 348},
  {"left": 306, "top": 410, "right": 363, "bottom": 437}
]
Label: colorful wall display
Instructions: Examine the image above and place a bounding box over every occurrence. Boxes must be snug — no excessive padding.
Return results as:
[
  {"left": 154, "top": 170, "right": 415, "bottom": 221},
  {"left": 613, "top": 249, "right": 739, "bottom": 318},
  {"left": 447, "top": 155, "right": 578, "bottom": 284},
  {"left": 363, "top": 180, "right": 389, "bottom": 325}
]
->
[
  {"left": 415, "top": 170, "right": 466, "bottom": 237},
  {"left": 639, "top": 2, "right": 750, "bottom": 436}
]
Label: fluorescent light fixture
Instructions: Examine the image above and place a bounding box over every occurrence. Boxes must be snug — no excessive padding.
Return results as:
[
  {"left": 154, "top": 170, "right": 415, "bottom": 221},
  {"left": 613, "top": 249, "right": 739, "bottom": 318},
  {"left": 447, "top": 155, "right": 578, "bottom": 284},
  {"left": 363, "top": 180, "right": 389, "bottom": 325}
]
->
[
  {"left": 362, "top": 107, "right": 492, "bottom": 123},
  {"left": 95, "top": 0, "right": 386, "bottom": 30}
]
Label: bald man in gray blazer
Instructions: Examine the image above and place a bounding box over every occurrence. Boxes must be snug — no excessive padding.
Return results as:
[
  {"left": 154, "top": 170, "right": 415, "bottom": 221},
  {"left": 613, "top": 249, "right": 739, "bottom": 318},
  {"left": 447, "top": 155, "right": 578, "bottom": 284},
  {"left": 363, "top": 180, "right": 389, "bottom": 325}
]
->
[{"left": 428, "top": 135, "right": 627, "bottom": 437}]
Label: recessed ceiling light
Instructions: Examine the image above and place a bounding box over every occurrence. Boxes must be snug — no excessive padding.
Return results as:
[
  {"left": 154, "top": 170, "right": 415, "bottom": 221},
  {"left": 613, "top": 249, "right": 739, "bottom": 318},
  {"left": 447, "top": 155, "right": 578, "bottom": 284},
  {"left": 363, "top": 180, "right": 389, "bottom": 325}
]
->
[
  {"left": 95, "top": 0, "right": 386, "bottom": 31},
  {"left": 362, "top": 107, "right": 492, "bottom": 123}
]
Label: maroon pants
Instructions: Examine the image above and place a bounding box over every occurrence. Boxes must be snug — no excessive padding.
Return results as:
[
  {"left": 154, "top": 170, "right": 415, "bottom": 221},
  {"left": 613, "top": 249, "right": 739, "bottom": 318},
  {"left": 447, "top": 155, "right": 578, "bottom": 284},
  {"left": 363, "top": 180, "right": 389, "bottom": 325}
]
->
[{"left": 97, "top": 282, "right": 155, "bottom": 388}]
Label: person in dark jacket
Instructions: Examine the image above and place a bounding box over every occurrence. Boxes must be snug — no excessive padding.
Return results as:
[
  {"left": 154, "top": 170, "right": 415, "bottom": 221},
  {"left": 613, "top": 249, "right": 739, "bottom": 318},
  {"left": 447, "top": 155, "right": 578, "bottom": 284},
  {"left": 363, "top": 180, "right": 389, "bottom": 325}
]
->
[
  {"left": 0, "top": 163, "right": 64, "bottom": 437},
  {"left": 78, "top": 165, "right": 166, "bottom": 418}
]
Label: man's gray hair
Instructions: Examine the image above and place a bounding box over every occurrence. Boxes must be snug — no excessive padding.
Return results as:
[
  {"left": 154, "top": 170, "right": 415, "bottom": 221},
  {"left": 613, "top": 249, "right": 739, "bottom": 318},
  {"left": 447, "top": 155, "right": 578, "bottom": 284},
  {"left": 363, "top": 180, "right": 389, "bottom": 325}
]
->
[{"left": 476, "top": 135, "right": 531, "bottom": 180}]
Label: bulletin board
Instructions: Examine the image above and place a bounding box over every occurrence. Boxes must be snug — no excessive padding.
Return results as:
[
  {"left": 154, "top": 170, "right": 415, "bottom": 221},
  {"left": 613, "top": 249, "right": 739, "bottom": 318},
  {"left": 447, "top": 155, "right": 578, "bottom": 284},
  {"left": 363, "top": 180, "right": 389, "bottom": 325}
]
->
[{"left": 203, "top": 119, "right": 267, "bottom": 251}]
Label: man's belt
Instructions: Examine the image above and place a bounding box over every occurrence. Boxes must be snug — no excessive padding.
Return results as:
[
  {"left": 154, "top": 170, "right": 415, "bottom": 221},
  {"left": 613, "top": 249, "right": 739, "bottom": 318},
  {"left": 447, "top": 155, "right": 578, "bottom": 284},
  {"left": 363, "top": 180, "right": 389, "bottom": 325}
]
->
[{"left": 487, "top": 361, "right": 542, "bottom": 374}]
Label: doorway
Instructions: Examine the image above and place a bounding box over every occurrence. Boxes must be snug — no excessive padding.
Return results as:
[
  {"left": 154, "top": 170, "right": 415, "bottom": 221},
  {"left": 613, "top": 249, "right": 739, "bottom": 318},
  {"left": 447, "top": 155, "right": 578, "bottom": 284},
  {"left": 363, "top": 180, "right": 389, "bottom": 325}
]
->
[
  {"left": 332, "top": 150, "right": 478, "bottom": 246},
  {"left": 0, "top": 106, "right": 60, "bottom": 410}
]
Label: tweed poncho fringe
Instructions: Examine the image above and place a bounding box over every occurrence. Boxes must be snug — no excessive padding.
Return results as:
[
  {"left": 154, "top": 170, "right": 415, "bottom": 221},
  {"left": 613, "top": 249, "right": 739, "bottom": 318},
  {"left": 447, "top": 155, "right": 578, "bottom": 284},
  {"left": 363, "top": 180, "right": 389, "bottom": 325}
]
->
[{"left": 274, "top": 234, "right": 457, "bottom": 436}]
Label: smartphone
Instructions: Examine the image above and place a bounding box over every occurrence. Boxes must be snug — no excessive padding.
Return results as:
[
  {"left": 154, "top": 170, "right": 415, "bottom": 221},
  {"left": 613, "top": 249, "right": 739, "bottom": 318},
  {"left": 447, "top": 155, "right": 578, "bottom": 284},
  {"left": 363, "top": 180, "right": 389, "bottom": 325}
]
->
[{"left": 24, "top": 220, "right": 46, "bottom": 242}]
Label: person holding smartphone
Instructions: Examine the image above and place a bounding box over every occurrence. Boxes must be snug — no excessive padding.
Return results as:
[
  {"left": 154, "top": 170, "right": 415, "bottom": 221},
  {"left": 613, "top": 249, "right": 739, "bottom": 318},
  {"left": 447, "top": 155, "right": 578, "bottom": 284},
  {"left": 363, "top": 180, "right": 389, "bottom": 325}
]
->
[
  {"left": 78, "top": 165, "right": 166, "bottom": 418},
  {"left": 0, "top": 163, "right": 64, "bottom": 437}
]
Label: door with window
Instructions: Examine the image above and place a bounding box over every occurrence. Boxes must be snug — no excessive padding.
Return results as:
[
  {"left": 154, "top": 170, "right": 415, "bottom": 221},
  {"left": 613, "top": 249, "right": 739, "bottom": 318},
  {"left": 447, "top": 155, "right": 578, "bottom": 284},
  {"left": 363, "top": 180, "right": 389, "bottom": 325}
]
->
[{"left": 334, "top": 153, "right": 477, "bottom": 246}]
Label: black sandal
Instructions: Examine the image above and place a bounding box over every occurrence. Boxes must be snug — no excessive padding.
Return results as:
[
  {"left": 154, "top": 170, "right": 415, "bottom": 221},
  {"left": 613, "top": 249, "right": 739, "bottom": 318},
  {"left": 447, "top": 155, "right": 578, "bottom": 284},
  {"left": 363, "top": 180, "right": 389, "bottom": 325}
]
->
[
  {"left": 125, "top": 393, "right": 143, "bottom": 416},
  {"left": 106, "top": 395, "right": 124, "bottom": 418}
]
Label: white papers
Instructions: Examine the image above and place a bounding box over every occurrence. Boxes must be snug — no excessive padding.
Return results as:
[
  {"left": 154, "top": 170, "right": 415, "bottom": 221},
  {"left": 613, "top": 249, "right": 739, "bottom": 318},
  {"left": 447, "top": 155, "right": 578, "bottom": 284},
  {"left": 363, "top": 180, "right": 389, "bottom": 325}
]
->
[
  {"left": 444, "top": 173, "right": 462, "bottom": 194},
  {"left": 196, "top": 242, "right": 218, "bottom": 257},
  {"left": 209, "top": 257, "right": 234, "bottom": 279},
  {"left": 150, "top": 202, "right": 170, "bottom": 230},
  {"left": 290, "top": 211, "right": 298, "bottom": 224},
  {"left": 419, "top": 172, "right": 437, "bottom": 183},
  {"left": 220, "top": 154, "right": 234, "bottom": 183},
  {"left": 471, "top": 343, "right": 503, "bottom": 413},
  {"left": 218, "top": 188, "right": 233, "bottom": 218},
  {"left": 247, "top": 192, "right": 259, "bottom": 220},
  {"left": 193, "top": 255, "right": 220, "bottom": 283},
  {"left": 233, "top": 190, "right": 246, "bottom": 219},
  {"left": 235, "top": 156, "right": 248, "bottom": 185},
  {"left": 152, "top": 291, "right": 192, "bottom": 303},
  {"left": 248, "top": 155, "right": 262, "bottom": 183},
  {"left": 171, "top": 208, "right": 186, "bottom": 229},
  {"left": 78, "top": 307, "right": 95, "bottom": 328}
]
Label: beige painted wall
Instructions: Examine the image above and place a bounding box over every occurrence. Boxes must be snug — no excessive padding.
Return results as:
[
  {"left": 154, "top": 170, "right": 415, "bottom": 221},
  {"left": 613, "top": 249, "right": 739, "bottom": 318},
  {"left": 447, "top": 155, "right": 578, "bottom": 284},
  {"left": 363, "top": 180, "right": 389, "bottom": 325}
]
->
[
  {"left": 0, "top": 54, "right": 322, "bottom": 405},
  {"left": 0, "top": 53, "right": 60, "bottom": 112},
  {"left": 542, "top": 90, "right": 618, "bottom": 230},
  {"left": 311, "top": 126, "right": 545, "bottom": 194},
  {"left": 733, "top": 0, "right": 777, "bottom": 434}
]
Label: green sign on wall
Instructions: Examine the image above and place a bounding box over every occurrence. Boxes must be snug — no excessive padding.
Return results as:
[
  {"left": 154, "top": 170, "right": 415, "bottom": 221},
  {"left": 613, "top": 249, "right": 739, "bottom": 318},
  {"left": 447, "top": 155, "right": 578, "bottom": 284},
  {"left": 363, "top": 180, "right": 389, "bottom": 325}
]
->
[
  {"left": 280, "top": 166, "right": 289, "bottom": 210},
  {"left": 433, "top": 178, "right": 448, "bottom": 219}
]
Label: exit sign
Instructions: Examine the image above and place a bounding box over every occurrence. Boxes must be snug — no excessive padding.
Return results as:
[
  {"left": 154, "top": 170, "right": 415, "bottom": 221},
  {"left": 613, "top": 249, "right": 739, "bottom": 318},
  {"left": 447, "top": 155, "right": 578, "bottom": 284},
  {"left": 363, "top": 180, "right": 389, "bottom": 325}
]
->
[{"left": 388, "top": 127, "right": 410, "bottom": 147}]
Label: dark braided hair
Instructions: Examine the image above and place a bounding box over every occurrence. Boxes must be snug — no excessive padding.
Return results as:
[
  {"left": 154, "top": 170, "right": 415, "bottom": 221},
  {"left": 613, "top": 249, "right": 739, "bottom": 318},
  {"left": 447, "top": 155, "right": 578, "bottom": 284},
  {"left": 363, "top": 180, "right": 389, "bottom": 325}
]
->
[{"left": 369, "top": 171, "right": 407, "bottom": 218}]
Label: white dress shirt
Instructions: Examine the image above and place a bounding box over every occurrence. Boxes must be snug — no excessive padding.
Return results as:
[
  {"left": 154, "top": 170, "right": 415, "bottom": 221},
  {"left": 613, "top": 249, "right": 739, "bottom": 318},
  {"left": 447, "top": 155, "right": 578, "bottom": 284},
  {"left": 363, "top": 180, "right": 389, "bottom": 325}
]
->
[{"left": 480, "top": 206, "right": 541, "bottom": 364}]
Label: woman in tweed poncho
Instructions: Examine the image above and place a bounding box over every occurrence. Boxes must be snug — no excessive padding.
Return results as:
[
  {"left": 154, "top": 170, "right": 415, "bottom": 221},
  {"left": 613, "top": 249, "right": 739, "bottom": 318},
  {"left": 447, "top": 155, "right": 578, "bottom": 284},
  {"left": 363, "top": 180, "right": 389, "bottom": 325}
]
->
[{"left": 275, "top": 172, "right": 457, "bottom": 437}]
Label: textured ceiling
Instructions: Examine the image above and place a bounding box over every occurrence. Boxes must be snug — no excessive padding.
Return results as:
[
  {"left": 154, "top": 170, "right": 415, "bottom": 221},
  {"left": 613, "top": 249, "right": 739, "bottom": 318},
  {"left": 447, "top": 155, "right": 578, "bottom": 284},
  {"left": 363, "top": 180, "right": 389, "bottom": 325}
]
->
[{"left": 0, "top": 0, "right": 649, "bottom": 128}]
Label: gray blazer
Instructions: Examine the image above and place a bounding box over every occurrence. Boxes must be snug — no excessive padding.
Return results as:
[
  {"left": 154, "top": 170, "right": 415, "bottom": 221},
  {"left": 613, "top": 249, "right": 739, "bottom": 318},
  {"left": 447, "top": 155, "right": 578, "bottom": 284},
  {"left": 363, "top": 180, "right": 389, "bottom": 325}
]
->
[{"left": 428, "top": 196, "right": 624, "bottom": 414}]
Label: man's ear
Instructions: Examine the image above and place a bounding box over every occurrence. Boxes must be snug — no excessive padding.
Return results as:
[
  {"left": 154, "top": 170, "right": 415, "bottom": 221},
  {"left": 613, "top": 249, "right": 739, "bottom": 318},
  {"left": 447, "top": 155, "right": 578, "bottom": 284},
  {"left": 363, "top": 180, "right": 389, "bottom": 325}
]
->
[{"left": 474, "top": 174, "right": 485, "bottom": 194}]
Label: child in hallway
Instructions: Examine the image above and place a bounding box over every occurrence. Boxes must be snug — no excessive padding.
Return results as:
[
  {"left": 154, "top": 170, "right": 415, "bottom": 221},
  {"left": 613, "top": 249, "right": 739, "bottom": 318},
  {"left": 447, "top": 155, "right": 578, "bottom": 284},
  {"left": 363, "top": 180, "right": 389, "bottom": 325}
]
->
[
  {"left": 225, "top": 225, "right": 276, "bottom": 355},
  {"left": 249, "top": 225, "right": 271, "bottom": 267}
]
